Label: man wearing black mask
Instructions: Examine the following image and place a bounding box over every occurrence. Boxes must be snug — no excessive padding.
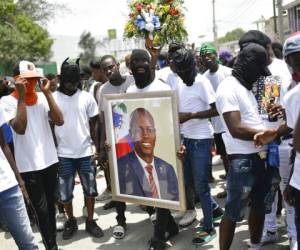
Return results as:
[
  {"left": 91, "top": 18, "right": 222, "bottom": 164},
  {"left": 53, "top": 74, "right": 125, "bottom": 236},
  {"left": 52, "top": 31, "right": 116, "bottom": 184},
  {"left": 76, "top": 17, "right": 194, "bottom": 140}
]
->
[
  {"left": 172, "top": 48, "right": 223, "bottom": 246},
  {"left": 126, "top": 49, "right": 180, "bottom": 250},
  {"left": 215, "top": 43, "right": 277, "bottom": 250},
  {"left": 53, "top": 58, "right": 103, "bottom": 240}
]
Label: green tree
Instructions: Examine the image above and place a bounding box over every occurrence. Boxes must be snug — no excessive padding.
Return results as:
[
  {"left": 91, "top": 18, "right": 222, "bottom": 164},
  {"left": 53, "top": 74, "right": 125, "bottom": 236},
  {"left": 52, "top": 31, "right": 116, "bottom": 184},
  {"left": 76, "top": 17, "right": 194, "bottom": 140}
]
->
[
  {"left": 78, "top": 31, "right": 98, "bottom": 65},
  {"left": 218, "top": 28, "right": 245, "bottom": 44},
  {"left": 0, "top": 0, "right": 54, "bottom": 74}
]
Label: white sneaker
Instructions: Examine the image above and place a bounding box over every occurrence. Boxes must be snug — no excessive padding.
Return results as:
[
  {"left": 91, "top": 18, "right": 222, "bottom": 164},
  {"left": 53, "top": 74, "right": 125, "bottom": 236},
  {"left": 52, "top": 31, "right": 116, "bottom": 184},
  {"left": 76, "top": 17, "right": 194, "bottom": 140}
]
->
[
  {"left": 56, "top": 213, "right": 67, "bottom": 231},
  {"left": 178, "top": 209, "right": 196, "bottom": 227},
  {"left": 172, "top": 211, "right": 185, "bottom": 219},
  {"left": 261, "top": 230, "right": 278, "bottom": 245},
  {"left": 95, "top": 190, "right": 112, "bottom": 201},
  {"left": 289, "top": 237, "right": 297, "bottom": 250}
]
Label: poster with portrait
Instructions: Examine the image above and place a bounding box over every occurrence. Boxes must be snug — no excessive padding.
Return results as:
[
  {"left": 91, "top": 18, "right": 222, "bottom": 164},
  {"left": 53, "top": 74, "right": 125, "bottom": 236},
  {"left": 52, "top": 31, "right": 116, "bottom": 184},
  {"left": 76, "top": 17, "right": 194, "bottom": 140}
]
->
[{"left": 104, "top": 91, "right": 186, "bottom": 211}]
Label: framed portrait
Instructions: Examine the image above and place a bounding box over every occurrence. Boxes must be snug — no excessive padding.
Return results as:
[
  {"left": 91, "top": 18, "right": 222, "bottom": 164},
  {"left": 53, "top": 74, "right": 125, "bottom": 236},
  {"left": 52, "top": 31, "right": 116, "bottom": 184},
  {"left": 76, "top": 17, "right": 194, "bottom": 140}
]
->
[{"left": 104, "top": 90, "right": 186, "bottom": 211}]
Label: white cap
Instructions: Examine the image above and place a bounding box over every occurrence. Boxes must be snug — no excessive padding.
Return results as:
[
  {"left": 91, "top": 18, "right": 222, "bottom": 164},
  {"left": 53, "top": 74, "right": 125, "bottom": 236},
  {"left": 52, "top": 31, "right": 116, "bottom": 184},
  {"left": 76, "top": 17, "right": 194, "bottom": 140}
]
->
[{"left": 18, "top": 60, "right": 42, "bottom": 78}]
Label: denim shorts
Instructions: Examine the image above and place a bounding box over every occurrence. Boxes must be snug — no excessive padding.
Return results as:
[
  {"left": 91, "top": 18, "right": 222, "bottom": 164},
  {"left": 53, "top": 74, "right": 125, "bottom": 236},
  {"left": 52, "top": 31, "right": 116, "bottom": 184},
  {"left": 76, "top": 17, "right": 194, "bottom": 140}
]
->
[
  {"left": 58, "top": 156, "right": 98, "bottom": 203},
  {"left": 224, "top": 153, "right": 270, "bottom": 222}
]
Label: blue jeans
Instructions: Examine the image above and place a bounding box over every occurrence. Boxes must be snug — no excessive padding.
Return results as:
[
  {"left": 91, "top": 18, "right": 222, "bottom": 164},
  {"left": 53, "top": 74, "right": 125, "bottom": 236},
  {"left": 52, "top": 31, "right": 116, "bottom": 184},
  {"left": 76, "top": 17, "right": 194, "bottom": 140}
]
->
[
  {"left": 0, "top": 185, "right": 38, "bottom": 250},
  {"left": 58, "top": 156, "right": 98, "bottom": 203},
  {"left": 225, "top": 154, "right": 270, "bottom": 222},
  {"left": 183, "top": 138, "right": 215, "bottom": 230}
]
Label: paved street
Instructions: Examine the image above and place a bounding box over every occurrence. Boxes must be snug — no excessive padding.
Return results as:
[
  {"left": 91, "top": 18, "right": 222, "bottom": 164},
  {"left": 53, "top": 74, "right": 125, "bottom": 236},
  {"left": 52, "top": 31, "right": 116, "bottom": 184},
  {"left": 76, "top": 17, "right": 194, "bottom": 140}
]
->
[{"left": 1, "top": 160, "right": 290, "bottom": 250}]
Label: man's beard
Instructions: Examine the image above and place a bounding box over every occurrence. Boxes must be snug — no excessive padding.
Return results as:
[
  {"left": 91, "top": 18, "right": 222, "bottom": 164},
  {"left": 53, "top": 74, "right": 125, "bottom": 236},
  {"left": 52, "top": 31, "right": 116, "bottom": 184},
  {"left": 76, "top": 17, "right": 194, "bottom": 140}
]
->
[{"left": 132, "top": 66, "right": 152, "bottom": 89}]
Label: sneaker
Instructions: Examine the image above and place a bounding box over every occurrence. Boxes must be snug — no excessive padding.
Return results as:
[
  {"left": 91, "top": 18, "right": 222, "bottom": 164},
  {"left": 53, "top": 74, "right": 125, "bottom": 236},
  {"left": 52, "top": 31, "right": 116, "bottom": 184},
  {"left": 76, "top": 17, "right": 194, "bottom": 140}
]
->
[
  {"left": 261, "top": 230, "right": 278, "bottom": 245},
  {"left": 85, "top": 219, "right": 104, "bottom": 238},
  {"left": 179, "top": 209, "right": 197, "bottom": 227},
  {"left": 95, "top": 190, "right": 112, "bottom": 201},
  {"left": 56, "top": 213, "right": 67, "bottom": 232},
  {"left": 62, "top": 218, "right": 78, "bottom": 240},
  {"left": 171, "top": 210, "right": 185, "bottom": 219},
  {"left": 199, "top": 207, "right": 224, "bottom": 226},
  {"left": 192, "top": 227, "right": 216, "bottom": 246},
  {"left": 212, "top": 207, "right": 224, "bottom": 221},
  {"left": 289, "top": 237, "right": 298, "bottom": 250}
]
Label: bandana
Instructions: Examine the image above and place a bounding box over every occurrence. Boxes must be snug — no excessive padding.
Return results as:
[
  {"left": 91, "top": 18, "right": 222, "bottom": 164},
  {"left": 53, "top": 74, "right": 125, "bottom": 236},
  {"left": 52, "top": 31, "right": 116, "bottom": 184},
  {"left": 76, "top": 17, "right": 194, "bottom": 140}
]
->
[
  {"left": 199, "top": 43, "right": 217, "bottom": 56},
  {"left": 11, "top": 77, "right": 38, "bottom": 106}
]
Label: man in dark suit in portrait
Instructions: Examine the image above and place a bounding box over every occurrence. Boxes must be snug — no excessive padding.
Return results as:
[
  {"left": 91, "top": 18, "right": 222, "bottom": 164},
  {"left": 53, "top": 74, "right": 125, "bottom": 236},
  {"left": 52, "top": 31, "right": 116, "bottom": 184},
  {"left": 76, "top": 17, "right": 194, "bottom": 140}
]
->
[{"left": 117, "top": 107, "right": 179, "bottom": 201}]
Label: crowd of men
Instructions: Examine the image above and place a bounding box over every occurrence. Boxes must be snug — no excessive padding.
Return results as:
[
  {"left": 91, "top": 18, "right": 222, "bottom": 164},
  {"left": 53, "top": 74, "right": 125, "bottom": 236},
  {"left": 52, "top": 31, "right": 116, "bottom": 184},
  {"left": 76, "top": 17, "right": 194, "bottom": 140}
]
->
[{"left": 0, "top": 29, "right": 300, "bottom": 250}]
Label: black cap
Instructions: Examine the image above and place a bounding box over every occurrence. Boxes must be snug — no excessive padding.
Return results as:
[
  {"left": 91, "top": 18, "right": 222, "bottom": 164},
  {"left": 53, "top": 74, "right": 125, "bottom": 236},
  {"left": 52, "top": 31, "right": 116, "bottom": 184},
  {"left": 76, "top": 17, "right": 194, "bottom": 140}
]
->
[{"left": 239, "top": 30, "right": 271, "bottom": 49}]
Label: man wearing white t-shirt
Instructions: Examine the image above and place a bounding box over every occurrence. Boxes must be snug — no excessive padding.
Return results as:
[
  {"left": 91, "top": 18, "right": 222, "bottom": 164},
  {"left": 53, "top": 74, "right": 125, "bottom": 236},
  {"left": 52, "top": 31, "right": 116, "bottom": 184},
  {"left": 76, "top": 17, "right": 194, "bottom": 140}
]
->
[
  {"left": 126, "top": 49, "right": 178, "bottom": 250},
  {"left": 240, "top": 31, "right": 296, "bottom": 247},
  {"left": 0, "top": 82, "right": 38, "bottom": 250},
  {"left": 172, "top": 48, "right": 223, "bottom": 246},
  {"left": 97, "top": 55, "right": 134, "bottom": 205},
  {"left": 53, "top": 59, "right": 103, "bottom": 240},
  {"left": 279, "top": 33, "right": 300, "bottom": 247},
  {"left": 1, "top": 61, "right": 64, "bottom": 250},
  {"left": 201, "top": 43, "right": 232, "bottom": 198},
  {"left": 216, "top": 43, "right": 275, "bottom": 250},
  {"left": 97, "top": 54, "right": 139, "bottom": 239}
]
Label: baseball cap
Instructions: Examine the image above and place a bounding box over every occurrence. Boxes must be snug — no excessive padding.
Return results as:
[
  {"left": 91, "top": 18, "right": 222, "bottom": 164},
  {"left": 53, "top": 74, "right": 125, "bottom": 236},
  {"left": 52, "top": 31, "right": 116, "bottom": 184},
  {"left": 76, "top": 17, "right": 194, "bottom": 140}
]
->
[
  {"left": 239, "top": 30, "right": 271, "bottom": 49},
  {"left": 283, "top": 31, "right": 300, "bottom": 57},
  {"left": 13, "top": 60, "right": 42, "bottom": 78}
]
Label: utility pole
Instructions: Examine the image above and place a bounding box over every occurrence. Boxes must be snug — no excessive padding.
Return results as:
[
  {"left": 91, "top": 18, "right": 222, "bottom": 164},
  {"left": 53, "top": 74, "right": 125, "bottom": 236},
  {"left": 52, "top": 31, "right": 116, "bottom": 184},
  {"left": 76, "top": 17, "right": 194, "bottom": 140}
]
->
[
  {"left": 212, "top": 0, "right": 218, "bottom": 47},
  {"left": 277, "top": 0, "right": 284, "bottom": 43},
  {"left": 273, "top": 0, "right": 277, "bottom": 34}
]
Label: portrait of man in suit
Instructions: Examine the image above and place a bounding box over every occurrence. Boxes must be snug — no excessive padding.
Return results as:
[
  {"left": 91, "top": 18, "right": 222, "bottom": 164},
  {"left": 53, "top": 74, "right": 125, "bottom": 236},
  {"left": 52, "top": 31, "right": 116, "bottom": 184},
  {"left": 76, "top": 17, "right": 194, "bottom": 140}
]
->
[{"left": 117, "top": 107, "right": 179, "bottom": 201}]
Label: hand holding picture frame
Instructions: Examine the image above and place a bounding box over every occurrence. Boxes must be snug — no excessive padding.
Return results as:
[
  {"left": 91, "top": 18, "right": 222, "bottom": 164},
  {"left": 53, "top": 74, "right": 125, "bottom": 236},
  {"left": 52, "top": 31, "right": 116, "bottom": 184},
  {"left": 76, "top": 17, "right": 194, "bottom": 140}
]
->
[{"left": 104, "top": 90, "right": 186, "bottom": 211}]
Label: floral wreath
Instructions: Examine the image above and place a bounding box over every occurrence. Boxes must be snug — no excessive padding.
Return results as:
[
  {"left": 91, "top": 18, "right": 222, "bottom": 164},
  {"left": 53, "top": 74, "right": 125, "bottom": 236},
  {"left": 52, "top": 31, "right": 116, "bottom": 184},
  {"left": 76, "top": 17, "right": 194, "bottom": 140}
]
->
[{"left": 124, "top": 0, "right": 188, "bottom": 47}]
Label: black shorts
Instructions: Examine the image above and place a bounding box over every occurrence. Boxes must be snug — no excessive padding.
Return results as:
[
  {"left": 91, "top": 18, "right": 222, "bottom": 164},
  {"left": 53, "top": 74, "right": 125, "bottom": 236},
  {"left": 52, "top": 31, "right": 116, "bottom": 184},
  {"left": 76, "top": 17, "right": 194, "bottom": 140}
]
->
[{"left": 214, "top": 133, "right": 227, "bottom": 156}]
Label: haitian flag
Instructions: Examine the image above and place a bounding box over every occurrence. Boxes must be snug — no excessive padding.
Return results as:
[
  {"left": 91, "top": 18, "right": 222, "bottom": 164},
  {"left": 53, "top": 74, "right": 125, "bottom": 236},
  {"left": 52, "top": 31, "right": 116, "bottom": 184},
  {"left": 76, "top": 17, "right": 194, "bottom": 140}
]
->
[{"left": 112, "top": 103, "right": 134, "bottom": 159}]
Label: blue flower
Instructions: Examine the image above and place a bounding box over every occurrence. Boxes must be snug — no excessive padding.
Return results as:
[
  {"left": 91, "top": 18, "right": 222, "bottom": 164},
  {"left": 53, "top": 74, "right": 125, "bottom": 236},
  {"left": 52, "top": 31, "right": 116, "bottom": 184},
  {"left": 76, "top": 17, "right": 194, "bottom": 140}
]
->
[{"left": 135, "top": 15, "right": 146, "bottom": 31}]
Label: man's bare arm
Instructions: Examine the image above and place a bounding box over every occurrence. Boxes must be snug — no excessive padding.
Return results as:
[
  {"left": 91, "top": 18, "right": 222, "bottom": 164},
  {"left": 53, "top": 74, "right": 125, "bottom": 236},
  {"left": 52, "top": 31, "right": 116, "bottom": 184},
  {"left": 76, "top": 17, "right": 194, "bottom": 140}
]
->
[
  {"left": 179, "top": 103, "right": 219, "bottom": 123},
  {"left": 10, "top": 77, "right": 27, "bottom": 134},
  {"left": 223, "top": 111, "right": 262, "bottom": 140}
]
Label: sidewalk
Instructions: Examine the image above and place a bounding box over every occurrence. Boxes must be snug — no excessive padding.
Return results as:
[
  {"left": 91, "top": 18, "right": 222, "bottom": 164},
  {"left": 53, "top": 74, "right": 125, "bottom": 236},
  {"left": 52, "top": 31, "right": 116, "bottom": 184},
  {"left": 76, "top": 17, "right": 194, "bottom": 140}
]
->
[{"left": 1, "top": 162, "right": 289, "bottom": 250}]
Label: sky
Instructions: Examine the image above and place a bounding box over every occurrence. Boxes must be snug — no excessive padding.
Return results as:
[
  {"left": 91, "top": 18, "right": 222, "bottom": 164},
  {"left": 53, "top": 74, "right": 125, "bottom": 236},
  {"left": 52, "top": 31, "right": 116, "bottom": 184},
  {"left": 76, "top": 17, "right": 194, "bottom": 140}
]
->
[{"left": 47, "top": 0, "right": 290, "bottom": 44}]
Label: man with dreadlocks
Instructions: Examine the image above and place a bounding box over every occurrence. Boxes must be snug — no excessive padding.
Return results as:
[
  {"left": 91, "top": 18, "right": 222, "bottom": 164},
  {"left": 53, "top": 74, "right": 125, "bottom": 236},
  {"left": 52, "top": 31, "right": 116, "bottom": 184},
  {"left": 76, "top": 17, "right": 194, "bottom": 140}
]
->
[
  {"left": 1, "top": 60, "right": 64, "bottom": 250},
  {"left": 53, "top": 58, "right": 103, "bottom": 240}
]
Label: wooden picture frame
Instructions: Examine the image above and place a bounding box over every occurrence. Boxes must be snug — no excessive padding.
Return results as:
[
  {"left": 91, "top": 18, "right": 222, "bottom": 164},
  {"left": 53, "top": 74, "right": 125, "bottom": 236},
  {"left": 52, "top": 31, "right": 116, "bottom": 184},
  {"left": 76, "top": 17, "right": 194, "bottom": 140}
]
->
[{"left": 104, "top": 90, "right": 186, "bottom": 211}]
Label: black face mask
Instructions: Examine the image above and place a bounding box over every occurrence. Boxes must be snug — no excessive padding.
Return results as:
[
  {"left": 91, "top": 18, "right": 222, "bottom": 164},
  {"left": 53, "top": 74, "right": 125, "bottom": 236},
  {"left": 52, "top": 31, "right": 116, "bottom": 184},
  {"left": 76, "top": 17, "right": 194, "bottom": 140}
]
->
[
  {"left": 232, "top": 43, "right": 270, "bottom": 90},
  {"left": 177, "top": 67, "right": 197, "bottom": 86},
  {"left": 131, "top": 63, "right": 152, "bottom": 89},
  {"left": 59, "top": 58, "right": 81, "bottom": 95}
]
